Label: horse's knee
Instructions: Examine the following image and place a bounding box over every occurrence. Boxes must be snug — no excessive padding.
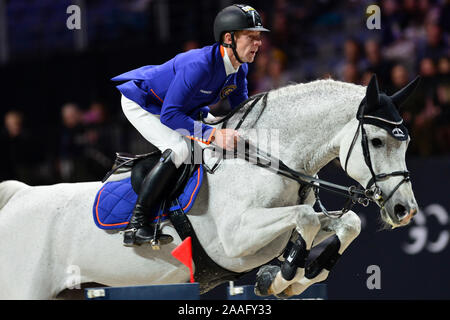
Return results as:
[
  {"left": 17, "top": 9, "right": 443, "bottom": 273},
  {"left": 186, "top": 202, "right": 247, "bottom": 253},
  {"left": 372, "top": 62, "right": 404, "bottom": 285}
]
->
[
  {"left": 337, "top": 211, "right": 361, "bottom": 243},
  {"left": 295, "top": 207, "right": 321, "bottom": 242}
]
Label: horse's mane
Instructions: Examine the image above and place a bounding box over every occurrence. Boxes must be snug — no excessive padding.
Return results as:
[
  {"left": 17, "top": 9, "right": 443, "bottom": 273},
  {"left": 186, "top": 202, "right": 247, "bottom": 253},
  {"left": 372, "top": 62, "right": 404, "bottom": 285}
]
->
[
  {"left": 268, "top": 78, "right": 365, "bottom": 106},
  {"left": 221, "top": 78, "right": 368, "bottom": 173},
  {"left": 231, "top": 79, "right": 366, "bottom": 128}
]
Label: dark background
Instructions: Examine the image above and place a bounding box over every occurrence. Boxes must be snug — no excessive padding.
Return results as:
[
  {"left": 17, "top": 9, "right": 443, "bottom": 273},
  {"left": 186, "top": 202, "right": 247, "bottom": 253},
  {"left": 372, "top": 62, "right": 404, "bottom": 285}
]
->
[{"left": 0, "top": 0, "right": 448, "bottom": 299}]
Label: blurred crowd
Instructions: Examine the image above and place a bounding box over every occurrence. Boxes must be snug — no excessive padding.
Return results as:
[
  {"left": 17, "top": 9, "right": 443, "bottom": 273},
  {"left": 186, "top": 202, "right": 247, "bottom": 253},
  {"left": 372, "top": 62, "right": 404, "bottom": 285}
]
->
[
  {"left": 244, "top": 0, "right": 450, "bottom": 156},
  {"left": 0, "top": 102, "right": 125, "bottom": 185},
  {"left": 1, "top": 0, "right": 449, "bottom": 185}
]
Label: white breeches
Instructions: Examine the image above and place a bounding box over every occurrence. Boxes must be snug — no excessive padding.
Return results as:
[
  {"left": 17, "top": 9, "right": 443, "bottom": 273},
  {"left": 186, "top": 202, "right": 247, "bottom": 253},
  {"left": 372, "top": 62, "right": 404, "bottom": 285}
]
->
[{"left": 121, "top": 94, "right": 191, "bottom": 168}]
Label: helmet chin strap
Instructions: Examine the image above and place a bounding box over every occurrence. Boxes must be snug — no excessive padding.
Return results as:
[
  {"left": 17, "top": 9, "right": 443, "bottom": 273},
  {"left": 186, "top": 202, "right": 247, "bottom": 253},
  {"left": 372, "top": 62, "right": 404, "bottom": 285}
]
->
[{"left": 222, "top": 31, "right": 244, "bottom": 64}]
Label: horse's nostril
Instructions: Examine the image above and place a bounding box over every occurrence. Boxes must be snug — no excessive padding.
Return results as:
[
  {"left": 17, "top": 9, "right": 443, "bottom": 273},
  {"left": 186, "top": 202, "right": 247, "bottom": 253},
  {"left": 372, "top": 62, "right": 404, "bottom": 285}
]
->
[{"left": 394, "top": 204, "right": 408, "bottom": 220}]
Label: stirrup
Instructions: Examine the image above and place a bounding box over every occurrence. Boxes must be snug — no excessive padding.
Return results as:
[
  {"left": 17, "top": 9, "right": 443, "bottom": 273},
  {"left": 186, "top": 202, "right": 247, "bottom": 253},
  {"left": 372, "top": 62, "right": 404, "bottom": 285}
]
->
[
  {"left": 122, "top": 228, "right": 139, "bottom": 247},
  {"left": 121, "top": 228, "right": 137, "bottom": 234},
  {"left": 135, "top": 231, "right": 174, "bottom": 248}
]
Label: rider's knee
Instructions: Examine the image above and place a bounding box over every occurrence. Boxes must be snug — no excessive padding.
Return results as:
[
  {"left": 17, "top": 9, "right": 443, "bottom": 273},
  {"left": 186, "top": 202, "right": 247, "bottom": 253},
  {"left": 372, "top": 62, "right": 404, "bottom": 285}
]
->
[{"left": 170, "top": 142, "right": 191, "bottom": 168}]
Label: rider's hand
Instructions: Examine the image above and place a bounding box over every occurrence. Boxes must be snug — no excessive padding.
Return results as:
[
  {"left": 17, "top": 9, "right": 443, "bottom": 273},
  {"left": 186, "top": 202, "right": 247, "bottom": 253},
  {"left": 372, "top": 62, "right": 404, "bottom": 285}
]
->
[{"left": 211, "top": 128, "right": 240, "bottom": 151}]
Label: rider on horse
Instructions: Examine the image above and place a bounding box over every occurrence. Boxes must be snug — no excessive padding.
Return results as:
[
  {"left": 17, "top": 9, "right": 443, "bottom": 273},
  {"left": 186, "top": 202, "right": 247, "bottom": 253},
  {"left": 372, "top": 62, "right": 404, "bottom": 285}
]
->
[{"left": 111, "top": 4, "right": 270, "bottom": 247}]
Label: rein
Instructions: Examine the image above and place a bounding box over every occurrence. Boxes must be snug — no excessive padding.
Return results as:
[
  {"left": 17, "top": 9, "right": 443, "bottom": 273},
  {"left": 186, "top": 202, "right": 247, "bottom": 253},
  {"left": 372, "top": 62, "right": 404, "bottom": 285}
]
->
[
  {"left": 235, "top": 139, "right": 370, "bottom": 218},
  {"left": 201, "top": 92, "right": 408, "bottom": 218}
]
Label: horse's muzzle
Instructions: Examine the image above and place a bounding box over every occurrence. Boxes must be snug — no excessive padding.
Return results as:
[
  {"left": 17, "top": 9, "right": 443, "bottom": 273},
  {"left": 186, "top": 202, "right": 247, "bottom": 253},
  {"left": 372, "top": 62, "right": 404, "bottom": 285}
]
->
[{"left": 394, "top": 203, "right": 417, "bottom": 225}]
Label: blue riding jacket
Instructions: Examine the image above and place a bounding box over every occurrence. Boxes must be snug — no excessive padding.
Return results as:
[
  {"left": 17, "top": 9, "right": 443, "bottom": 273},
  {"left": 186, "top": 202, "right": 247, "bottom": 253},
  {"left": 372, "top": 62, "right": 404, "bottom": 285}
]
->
[{"left": 112, "top": 43, "right": 249, "bottom": 144}]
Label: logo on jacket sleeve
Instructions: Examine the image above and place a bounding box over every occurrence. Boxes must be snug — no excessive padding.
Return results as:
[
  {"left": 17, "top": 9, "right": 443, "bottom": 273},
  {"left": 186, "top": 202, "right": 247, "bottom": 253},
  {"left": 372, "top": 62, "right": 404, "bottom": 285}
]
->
[{"left": 220, "top": 85, "right": 237, "bottom": 99}]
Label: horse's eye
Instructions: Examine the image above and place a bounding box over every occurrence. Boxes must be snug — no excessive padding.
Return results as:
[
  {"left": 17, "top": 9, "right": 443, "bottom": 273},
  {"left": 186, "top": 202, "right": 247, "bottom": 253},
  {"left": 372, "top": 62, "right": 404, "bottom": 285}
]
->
[{"left": 371, "top": 138, "right": 383, "bottom": 148}]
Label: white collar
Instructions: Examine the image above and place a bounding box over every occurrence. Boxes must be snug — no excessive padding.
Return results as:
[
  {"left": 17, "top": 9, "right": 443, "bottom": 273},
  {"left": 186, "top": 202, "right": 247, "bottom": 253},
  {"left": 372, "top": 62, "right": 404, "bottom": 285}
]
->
[{"left": 222, "top": 46, "right": 239, "bottom": 76}]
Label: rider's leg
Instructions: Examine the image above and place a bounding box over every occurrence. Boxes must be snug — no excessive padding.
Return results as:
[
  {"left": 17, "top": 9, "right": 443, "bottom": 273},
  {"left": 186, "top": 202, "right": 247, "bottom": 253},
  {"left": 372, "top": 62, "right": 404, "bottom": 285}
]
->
[
  {"left": 121, "top": 95, "right": 191, "bottom": 246},
  {"left": 121, "top": 94, "right": 191, "bottom": 168},
  {"left": 124, "top": 149, "right": 178, "bottom": 246}
]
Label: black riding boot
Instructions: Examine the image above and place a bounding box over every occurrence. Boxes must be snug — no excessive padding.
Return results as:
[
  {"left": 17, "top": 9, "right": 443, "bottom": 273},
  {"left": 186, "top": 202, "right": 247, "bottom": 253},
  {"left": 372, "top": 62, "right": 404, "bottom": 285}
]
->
[{"left": 123, "top": 149, "right": 177, "bottom": 247}]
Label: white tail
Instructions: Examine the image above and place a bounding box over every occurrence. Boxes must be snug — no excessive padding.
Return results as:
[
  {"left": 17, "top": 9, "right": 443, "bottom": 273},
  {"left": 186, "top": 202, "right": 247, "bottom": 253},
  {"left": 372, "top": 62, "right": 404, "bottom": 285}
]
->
[{"left": 0, "top": 180, "right": 30, "bottom": 210}]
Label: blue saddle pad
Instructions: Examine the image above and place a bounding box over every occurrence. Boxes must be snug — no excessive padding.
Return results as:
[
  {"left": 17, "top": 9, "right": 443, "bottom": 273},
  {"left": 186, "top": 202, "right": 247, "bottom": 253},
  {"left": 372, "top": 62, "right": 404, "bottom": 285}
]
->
[{"left": 93, "top": 165, "right": 203, "bottom": 230}]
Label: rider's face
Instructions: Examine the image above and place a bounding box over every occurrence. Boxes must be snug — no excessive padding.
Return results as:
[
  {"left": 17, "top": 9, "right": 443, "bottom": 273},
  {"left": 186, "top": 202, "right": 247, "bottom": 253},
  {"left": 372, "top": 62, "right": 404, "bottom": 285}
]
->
[{"left": 234, "top": 31, "right": 262, "bottom": 63}]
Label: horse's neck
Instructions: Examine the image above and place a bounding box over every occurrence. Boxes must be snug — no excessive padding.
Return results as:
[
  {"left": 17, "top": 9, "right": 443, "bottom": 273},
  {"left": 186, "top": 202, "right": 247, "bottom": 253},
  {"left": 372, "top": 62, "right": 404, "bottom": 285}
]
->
[{"left": 247, "top": 80, "right": 365, "bottom": 175}]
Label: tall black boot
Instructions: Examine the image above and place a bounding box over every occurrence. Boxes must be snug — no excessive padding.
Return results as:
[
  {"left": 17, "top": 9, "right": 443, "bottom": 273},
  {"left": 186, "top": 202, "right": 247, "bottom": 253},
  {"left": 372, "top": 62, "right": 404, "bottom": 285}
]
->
[{"left": 123, "top": 149, "right": 177, "bottom": 247}]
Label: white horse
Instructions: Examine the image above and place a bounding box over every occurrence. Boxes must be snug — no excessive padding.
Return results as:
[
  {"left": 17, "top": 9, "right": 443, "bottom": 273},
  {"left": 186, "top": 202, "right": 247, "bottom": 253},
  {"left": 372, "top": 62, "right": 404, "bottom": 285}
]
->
[{"left": 0, "top": 75, "right": 419, "bottom": 299}]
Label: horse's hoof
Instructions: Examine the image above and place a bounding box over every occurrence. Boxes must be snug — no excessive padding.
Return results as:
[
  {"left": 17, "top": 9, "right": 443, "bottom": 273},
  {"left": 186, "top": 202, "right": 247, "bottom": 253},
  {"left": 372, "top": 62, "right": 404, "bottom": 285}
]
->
[{"left": 254, "top": 265, "right": 280, "bottom": 297}]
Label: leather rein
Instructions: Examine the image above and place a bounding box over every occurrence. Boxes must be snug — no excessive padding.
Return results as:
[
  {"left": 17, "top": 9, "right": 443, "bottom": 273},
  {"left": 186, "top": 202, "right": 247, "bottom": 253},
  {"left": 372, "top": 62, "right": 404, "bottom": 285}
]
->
[{"left": 202, "top": 93, "right": 410, "bottom": 218}]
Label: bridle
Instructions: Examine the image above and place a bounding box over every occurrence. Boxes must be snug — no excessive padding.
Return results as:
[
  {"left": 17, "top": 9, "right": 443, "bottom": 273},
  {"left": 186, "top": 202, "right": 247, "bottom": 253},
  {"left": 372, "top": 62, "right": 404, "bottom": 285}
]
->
[
  {"left": 344, "top": 101, "right": 411, "bottom": 211},
  {"left": 201, "top": 93, "right": 410, "bottom": 219}
]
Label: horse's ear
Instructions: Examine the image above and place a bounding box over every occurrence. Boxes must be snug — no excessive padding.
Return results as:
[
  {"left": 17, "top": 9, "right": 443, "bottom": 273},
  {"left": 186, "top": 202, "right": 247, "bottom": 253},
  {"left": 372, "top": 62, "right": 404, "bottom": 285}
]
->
[
  {"left": 365, "top": 74, "right": 380, "bottom": 112},
  {"left": 390, "top": 76, "right": 421, "bottom": 108}
]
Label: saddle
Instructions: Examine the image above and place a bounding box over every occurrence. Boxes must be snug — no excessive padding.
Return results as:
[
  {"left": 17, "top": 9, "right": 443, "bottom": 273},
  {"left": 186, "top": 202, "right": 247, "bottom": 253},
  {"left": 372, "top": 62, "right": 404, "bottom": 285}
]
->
[
  {"left": 93, "top": 141, "right": 201, "bottom": 231},
  {"left": 103, "top": 150, "right": 194, "bottom": 198}
]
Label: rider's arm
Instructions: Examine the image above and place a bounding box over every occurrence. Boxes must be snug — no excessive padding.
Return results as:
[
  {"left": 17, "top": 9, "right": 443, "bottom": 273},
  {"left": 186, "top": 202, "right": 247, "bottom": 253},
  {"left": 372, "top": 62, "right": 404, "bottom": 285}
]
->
[{"left": 160, "top": 63, "right": 216, "bottom": 145}]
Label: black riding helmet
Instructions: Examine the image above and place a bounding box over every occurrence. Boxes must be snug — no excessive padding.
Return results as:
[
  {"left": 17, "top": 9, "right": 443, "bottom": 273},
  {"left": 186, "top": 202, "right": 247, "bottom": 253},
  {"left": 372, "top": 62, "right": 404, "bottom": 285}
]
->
[{"left": 214, "top": 4, "right": 270, "bottom": 63}]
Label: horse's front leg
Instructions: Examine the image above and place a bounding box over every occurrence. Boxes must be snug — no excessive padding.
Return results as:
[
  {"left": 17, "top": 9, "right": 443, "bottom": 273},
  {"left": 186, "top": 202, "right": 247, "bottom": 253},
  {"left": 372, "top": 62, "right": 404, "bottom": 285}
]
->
[
  {"left": 217, "top": 204, "right": 320, "bottom": 259},
  {"left": 279, "top": 210, "right": 361, "bottom": 298},
  {"left": 253, "top": 205, "right": 321, "bottom": 296}
]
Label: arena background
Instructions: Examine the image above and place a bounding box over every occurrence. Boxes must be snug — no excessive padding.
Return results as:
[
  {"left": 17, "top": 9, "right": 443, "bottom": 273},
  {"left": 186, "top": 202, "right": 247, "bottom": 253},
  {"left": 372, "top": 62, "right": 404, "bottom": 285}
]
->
[{"left": 0, "top": 0, "right": 448, "bottom": 299}]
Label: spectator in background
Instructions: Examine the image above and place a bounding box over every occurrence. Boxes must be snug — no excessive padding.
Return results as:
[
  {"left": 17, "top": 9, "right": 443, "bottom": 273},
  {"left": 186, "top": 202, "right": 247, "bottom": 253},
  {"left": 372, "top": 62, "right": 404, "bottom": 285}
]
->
[
  {"left": 270, "top": 10, "right": 290, "bottom": 54},
  {"left": 249, "top": 50, "right": 270, "bottom": 95},
  {"left": 379, "top": 0, "right": 405, "bottom": 45},
  {"left": 434, "top": 82, "right": 450, "bottom": 153},
  {"left": 409, "top": 58, "right": 441, "bottom": 155},
  {"left": 389, "top": 63, "right": 410, "bottom": 95},
  {"left": 439, "top": 0, "right": 450, "bottom": 33},
  {"left": 342, "top": 63, "right": 360, "bottom": 84},
  {"left": 360, "top": 71, "right": 374, "bottom": 86},
  {"left": 437, "top": 56, "right": 450, "bottom": 81},
  {"left": 363, "top": 38, "right": 393, "bottom": 90},
  {"left": 57, "top": 103, "right": 88, "bottom": 182},
  {"left": 388, "top": 64, "right": 417, "bottom": 135},
  {"left": 418, "top": 57, "right": 439, "bottom": 97},
  {"left": 403, "top": 0, "right": 423, "bottom": 27},
  {"left": 434, "top": 56, "right": 450, "bottom": 154},
  {"left": 253, "top": 48, "right": 291, "bottom": 92},
  {"left": 335, "top": 38, "right": 366, "bottom": 81},
  {"left": 82, "top": 101, "right": 117, "bottom": 180},
  {"left": 382, "top": 3, "right": 417, "bottom": 73},
  {"left": 0, "top": 111, "right": 38, "bottom": 184},
  {"left": 417, "top": 22, "right": 449, "bottom": 62}
]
